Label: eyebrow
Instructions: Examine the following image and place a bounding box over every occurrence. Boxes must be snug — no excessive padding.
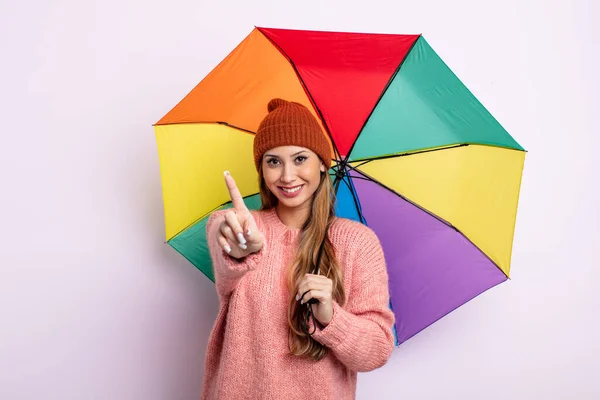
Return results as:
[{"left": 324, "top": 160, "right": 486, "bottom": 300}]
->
[{"left": 264, "top": 150, "right": 308, "bottom": 158}]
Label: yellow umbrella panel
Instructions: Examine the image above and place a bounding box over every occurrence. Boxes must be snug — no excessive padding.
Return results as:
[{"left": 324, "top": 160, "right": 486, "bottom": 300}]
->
[{"left": 155, "top": 123, "right": 259, "bottom": 280}]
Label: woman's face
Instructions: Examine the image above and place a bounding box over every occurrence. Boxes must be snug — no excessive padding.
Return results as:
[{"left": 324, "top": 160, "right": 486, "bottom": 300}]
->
[{"left": 261, "top": 146, "right": 326, "bottom": 211}]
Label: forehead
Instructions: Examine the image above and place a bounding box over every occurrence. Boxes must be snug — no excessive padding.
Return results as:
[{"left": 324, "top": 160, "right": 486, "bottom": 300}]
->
[{"left": 264, "top": 146, "right": 312, "bottom": 157}]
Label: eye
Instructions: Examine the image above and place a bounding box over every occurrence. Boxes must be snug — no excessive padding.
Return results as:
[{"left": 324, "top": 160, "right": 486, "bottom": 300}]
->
[
  {"left": 266, "top": 158, "right": 280, "bottom": 166},
  {"left": 295, "top": 155, "right": 307, "bottom": 164}
]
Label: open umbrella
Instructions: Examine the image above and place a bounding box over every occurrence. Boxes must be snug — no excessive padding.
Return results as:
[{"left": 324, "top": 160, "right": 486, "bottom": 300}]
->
[{"left": 153, "top": 27, "right": 526, "bottom": 345}]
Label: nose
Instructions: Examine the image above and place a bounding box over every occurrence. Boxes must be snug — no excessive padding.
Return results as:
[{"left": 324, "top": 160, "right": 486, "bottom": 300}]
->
[{"left": 280, "top": 163, "right": 296, "bottom": 183}]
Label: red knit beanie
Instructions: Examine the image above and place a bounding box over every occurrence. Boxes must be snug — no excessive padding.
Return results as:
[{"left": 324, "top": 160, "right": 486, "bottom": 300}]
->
[{"left": 253, "top": 98, "right": 333, "bottom": 171}]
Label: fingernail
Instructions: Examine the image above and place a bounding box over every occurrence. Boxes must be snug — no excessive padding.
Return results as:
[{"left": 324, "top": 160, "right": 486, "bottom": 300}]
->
[
  {"left": 224, "top": 245, "right": 231, "bottom": 254},
  {"left": 239, "top": 243, "right": 247, "bottom": 250},
  {"left": 237, "top": 233, "right": 246, "bottom": 244},
  {"left": 295, "top": 294, "right": 300, "bottom": 301},
  {"left": 246, "top": 229, "right": 252, "bottom": 236},
  {"left": 224, "top": 171, "right": 230, "bottom": 176}
]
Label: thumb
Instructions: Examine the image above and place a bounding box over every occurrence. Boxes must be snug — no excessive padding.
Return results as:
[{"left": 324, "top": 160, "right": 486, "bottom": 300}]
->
[{"left": 244, "top": 212, "right": 261, "bottom": 244}]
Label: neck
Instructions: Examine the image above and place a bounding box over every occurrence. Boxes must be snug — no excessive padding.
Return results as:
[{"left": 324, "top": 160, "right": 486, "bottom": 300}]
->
[{"left": 275, "top": 202, "right": 311, "bottom": 230}]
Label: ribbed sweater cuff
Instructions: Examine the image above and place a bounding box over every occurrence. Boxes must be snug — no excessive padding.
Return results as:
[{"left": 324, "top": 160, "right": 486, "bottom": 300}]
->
[
  {"left": 311, "top": 302, "right": 352, "bottom": 349},
  {"left": 219, "top": 247, "right": 263, "bottom": 276}
]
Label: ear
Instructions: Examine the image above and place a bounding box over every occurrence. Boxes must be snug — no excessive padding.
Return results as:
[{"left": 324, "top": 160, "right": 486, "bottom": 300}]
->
[{"left": 320, "top": 162, "right": 326, "bottom": 173}]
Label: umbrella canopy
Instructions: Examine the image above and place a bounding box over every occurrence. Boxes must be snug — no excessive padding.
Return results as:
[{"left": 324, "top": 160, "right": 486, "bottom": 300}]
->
[{"left": 154, "top": 27, "right": 526, "bottom": 345}]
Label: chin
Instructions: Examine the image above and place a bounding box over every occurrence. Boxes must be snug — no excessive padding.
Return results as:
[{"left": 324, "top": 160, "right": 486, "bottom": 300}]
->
[{"left": 276, "top": 195, "right": 309, "bottom": 209}]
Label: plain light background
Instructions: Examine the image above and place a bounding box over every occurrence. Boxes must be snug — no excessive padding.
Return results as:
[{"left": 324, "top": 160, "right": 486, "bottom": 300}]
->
[{"left": 1, "top": 0, "right": 598, "bottom": 398}]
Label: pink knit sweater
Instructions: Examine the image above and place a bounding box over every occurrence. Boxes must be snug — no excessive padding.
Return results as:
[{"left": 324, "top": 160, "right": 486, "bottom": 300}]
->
[{"left": 200, "top": 207, "right": 395, "bottom": 399}]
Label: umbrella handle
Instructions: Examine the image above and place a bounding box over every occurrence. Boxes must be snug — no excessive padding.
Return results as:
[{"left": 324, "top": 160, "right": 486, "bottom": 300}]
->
[
  {"left": 306, "top": 238, "right": 326, "bottom": 305},
  {"left": 299, "top": 224, "right": 328, "bottom": 332}
]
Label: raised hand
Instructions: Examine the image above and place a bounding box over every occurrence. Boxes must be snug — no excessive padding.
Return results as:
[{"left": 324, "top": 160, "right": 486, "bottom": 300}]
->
[{"left": 216, "top": 171, "right": 263, "bottom": 259}]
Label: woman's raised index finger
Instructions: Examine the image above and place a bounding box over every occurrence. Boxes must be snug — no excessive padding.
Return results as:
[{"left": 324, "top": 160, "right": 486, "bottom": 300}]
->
[{"left": 224, "top": 171, "right": 248, "bottom": 211}]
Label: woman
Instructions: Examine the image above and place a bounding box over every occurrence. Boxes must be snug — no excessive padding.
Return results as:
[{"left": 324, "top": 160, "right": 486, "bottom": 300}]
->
[{"left": 201, "top": 98, "right": 395, "bottom": 399}]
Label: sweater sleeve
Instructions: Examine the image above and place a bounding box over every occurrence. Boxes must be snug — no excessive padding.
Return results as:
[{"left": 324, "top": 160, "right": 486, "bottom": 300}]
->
[
  {"left": 310, "top": 225, "right": 395, "bottom": 372},
  {"left": 206, "top": 209, "right": 266, "bottom": 297}
]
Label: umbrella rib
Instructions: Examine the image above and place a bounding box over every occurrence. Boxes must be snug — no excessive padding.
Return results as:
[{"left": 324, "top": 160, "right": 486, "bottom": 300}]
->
[
  {"left": 344, "top": 36, "right": 421, "bottom": 161},
  {"left": 346, "top": 163, "right": 459, "bottom": 229},
  {"left": 215, "top": 121, "right": 256, "bottom": 134},
  {"left": 257, "top": 28, "right": 342, "bottom": 162},
  {"left": 156, "top": 121, "right": 257, "bottom": 135},
  {"left": 337, "top": 173, "right": 367, "bottom": 224},
  {"left": 351, "top": 144, "right": 469, "bottom": 168},
  {"left": 328, "top": 172, "right": 371, "bottom": 182},
  {"left": 346, "top": 165, "right": 506, "bottom": 277},
  {"left": 350, "top": 142, "right": 527, "bottom": 167}
]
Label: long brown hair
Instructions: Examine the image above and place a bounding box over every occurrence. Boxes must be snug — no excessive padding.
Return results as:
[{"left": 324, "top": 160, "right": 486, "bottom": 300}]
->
[{"left": 258, "top": 163, "right": 346, "bottom": 361}]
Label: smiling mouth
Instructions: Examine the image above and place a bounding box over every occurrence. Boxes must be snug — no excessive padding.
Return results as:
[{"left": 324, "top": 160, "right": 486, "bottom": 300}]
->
[
  {"left": 279, "top": 185, "right": 303, "bottom": 193},
  {"left": 277, "top": 185, "right": 305, "bottom": 198}
]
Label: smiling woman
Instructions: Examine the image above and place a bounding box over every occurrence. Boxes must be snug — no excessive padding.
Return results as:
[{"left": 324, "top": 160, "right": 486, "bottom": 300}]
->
[
  {"left": 261, "top": 147, "right": 325, "bottom": 214},
  {"left": 201, "top": 98, "right": 395, "bottom": 399}
]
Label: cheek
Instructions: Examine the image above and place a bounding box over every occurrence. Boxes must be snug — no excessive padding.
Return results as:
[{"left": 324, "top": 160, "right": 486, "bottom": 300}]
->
[
  {"left": 305, "top": 164, "right": 322, "bottom": 183},
  {"left": 296, "top": 170, "right": 321, "bottom": 192},
  {"left": 262, "top": 169, "right": 280, "bottom": 190}
]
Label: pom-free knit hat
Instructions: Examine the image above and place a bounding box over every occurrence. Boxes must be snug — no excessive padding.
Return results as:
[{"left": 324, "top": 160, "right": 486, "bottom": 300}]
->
[{"left": 253, "top": 98, "right": 333, "bottom": 170}]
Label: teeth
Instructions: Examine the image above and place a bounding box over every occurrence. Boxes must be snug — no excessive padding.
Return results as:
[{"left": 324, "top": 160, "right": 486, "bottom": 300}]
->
[{"left": 282, "top": 186, "right": 302, "bottom": 193}]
